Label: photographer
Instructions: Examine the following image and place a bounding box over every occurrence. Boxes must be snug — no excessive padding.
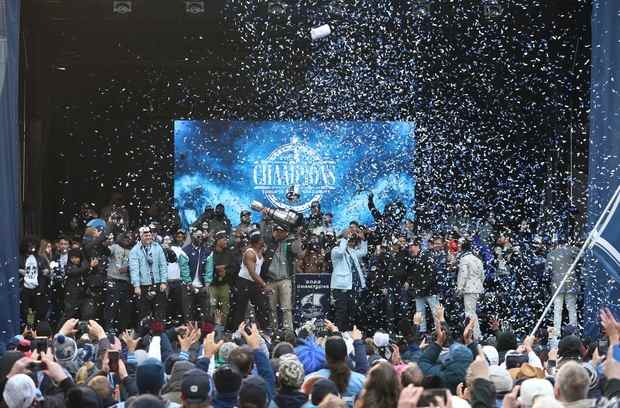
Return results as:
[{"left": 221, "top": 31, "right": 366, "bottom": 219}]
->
[
  {"left": 129, "top": 226, "right": 168, "bottom": 323},
  {"left": 297, "top": 234, "right": 327, "bottom": 274},
  {"left": 82, "top": 225, "right": 111, "bottom": 321},
  {"left": 330, "top": 225, "right": 368, "bottom": 331}
]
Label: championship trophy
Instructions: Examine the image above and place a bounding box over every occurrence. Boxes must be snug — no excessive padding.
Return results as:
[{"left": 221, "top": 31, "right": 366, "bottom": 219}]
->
[{"left": 251, "top": 200, "right": 303, "bottom": 228}]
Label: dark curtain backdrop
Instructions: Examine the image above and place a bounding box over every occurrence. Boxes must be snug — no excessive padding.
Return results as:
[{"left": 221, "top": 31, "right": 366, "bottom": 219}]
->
[
  {"left": 584, "top": 0, "right": 620, "bottom": 337},
  {"left": 0, "top": 0, "right": 20, "bottom": 351}
]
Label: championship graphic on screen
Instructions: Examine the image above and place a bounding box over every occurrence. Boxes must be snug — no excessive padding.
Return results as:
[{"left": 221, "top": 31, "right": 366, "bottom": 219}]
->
[{"left": 174, "top": 121, "right": 415, "bottom": 231}]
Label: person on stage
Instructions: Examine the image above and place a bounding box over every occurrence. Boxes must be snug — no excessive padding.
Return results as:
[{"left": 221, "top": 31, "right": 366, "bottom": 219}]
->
[
  {"left": 230, "top": 230, "right": 271, "bottom": 330},
  {"left": 208, "top": 230, "right": 237, "bottom": 328},
  {"left": 163, "top": 235, "right": 190, "bottom": 326},
  {"left": 406, "top": 237, "right": 439, "bottom": 333},
  {"left": 330, "top": 225, "right": 368, "bottom": 332},
  {"left": 182, "top": 228, "right": 212, "bottom": 322},
  {"left": 129, "top": 226, "right": 168, "bottom": 323},
  {"left": 547, "top": 238, "right": 579, "bottom": 336},
  {"left": 103, "top": 232, "right": 134, "bottom": 334},
  {"left": 263, "top": 224, "right": 302, "bottom": 332},
  {"left": 456, "top": 238, "right": 484, "bottom": 339}
]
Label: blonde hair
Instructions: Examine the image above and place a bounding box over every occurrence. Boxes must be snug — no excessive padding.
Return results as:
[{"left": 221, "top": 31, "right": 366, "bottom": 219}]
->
[
  {"left": 88, "top": 375, "right": 113, "bottom": 400},
  {"left": 319, "top": 394, "right": 347, "bottom": 408}
]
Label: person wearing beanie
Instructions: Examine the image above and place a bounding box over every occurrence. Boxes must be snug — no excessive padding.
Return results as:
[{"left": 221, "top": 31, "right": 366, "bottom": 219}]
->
[
  {"left": 213, "top": 364, "right": 243, "bottom": 408},
  {"left": 161, "top": 360, "right": 196, "bottom": 404},
  {"left": 137, "top": 357, "right": 164, "bottom": 392},
  {"left": 239, "top": 375, "right": 269, "bottom": 408},
  {"left": 308, "top": 337, "right": 365, "bottom": 407},
  {"left": 275, "top": 354, "right": 308, "bottom": 408}
]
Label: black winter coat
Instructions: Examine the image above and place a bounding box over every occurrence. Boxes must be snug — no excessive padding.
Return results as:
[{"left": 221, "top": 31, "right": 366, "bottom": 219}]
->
[{"left": 406, "top": 251, "right": 437, "bottom": 297}]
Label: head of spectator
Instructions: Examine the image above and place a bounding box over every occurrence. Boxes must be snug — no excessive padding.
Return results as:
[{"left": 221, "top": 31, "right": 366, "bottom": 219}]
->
[
  {"left": 213, "top": 364, "right": 242, "bottom": 402},
  {"left": 324, "top": 336, "right": 351, "bottom": 394},
  {"left": 239, "top": 375, "right": 269, "bottom": 408},
  {"left": 161, "top": 360, "right": 196, "bottom": 402},
  {"left": 136, "top": 357, "right": 165, "bottom": 396},
  {"left": 519, "top": 379, "right": 555, "bottom": 408},
  {"left": 356, "top": 361, "right": 401, "bottom": 408},
  {"left": 230, "top": 347, "right": 255, "bottom": 378},
  {"left": 400, "top": 363, "right": 424, "bottom": 388},
  {"left": 558, "top": 335, "right": 583, "bottom": 366},
  {"left": 181, "top": 368, "right": 211, "bottom": 408},
  {"left": 482, "top": 345, "right": 499, "bottom": 366},
  {"left": 175, "top": 229, "right": 187, "bottom": 246},
  {"left": 310, "top": 378, "right": 340, "bottom": 406},
  {"left": 554, "top": 361, "right": 589, "bottom": 403},
  {"left": 132, "top": 394, "right": 167, "bottom": 408},
  {"left": 88, "top": 375, "right": 114, "bottom": 405},
  {"left": 2, "top": 374, "right": 43, "bottom": 408},
  {"left": 190, "top": 229, "right": 204, "bottom": 247},
  {"left": 65, "top": 384, "right": 103, "bottom": 408}
]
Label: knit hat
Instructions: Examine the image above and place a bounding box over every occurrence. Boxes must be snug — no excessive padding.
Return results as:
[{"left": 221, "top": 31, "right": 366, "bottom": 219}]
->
[
  {"left": 311, "top": 378, "right": 340, "bottom": 405},
  {"left": 482, "top": 345, "right": 499, "bottom": 366},
  {"left": 53, "top": 334, "right": 78, "bottom": 365},
  {"left": 181, "top": 368, "right": 211, "bottom": 404},
  {"left": 218, "top": 342, "right": 239, "bottom": 362},
  {"left": 136, "top": 357, "right": 165, "bottom": 394},
  {"left": 519, "top": 379, "right": 554, "bottom": 408},
  {"left": 214, "top": 364, "right": 242, "bottom": 395},
  {"left": 2, "top": 374, "right": 43, "bottom": 408},
  {"left": 488, "top": 365, "right": 514, "bottom": 393},
  {"left": 239, "top": 375, "right": 268, "bottom": 408},
  {"left": 295, "top": 337, "right": 326, "bottom": 375},
  {"left": 325, "top": 337, "right": 348, "bottom": 362},
  {"left": 278, "top": 354, "right": 305, "bottom": 388},
  {"left": 161, "top": 360, "right": 195, "bottom": 395}
]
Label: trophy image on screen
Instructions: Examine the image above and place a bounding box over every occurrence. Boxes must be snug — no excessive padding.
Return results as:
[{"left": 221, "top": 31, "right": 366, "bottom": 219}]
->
[{"left": 251, "top": 200, "right": 303, "bottom": 228}]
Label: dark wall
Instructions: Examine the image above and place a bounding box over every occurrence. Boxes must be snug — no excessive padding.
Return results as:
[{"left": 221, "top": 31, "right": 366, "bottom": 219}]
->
[{"left": 21, "top": 0, "right": 590, "bottom": 238}]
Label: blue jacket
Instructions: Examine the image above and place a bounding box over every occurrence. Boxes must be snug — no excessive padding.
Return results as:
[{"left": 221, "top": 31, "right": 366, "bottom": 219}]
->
[
  {"left": 330, "top": 239, "right": 368, "bottom": 290},
  {"left": 129, "top": 242, "right": 168, "bottom": 287}
]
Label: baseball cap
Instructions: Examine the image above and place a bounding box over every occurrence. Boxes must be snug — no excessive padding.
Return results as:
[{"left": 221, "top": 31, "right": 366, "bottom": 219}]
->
[
  {"left": 488, "top": 365, "right": 513, "bottom": 393},
  {"left": 3, "top": 374, "right": 43, "bottom": 408},
  {"left": 214, "top": 230, "right": 228, "bottom": 241},
  {"left": 482, "top": 345, "right": 499, "bottom": 366},
  {"left": 273, "top": 224, "right": 288, "bottom": 232},
  {"left": 239, "top": 375, "right": 268, "bottom": 408},
  {"left": 519, "top": 379, "right": 554, "bottom": 407},
  {"left": 181, "top": 369, "right": 210, "bottom": 404}
]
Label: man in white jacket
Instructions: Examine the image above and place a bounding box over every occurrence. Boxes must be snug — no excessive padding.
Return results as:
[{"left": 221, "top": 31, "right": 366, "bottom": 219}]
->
[{"left": 457, "top": 239, "right": 485, "bottom": 339}]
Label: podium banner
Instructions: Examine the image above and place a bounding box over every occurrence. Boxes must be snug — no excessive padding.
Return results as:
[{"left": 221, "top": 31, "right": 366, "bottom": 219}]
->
[{"left": 294, "top": 273, "right": 331, "bottom": 326}]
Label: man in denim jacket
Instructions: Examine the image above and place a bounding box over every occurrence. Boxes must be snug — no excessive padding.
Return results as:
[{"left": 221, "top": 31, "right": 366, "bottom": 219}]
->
[{"left": 129, "top": 226, "right": 168, "bottom": 322}]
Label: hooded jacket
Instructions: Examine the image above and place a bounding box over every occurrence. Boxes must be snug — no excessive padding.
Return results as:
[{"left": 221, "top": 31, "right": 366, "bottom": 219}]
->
[
  {"left": 418, "top": 342, "right": 474, "bottom": 394},
  {"left": 129, "top": 241, "right": 168, "bottom": 287},
  {"left": 275, "top": 386, "right": 309, "bottom": 408}
]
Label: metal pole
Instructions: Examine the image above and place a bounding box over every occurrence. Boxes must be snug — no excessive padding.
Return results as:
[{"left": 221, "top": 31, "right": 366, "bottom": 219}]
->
[{"left": 529, "top": 185, "right": 620, "bottom": 337}]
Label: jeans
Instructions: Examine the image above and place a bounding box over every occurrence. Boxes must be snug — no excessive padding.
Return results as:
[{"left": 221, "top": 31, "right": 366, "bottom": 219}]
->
[
  {"left": 414, "top": 294, "right": 440, "bottom": 333},
  {"left": 554, "top": 293, "right": 577, "bottom": 336},
  {"left": 230, "top": 278, "right": 271, "bottom": 331},
  {"left": 267, "top": 279, "right": 293, "bottom": 331},
  {"left": 209, "top": 284, "right": 231, "bottom": 325},
  {"left": 463, "top": 293, "right": 481, "bottom": 339},
  {"left": 103, "top": 279, "right": 132, "bottom": 334}
]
